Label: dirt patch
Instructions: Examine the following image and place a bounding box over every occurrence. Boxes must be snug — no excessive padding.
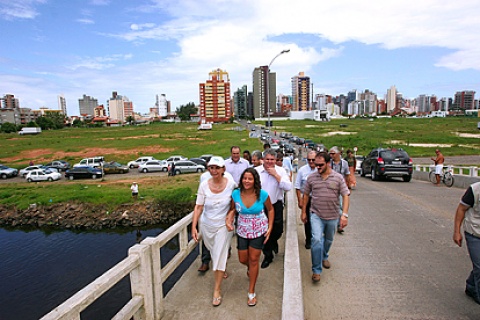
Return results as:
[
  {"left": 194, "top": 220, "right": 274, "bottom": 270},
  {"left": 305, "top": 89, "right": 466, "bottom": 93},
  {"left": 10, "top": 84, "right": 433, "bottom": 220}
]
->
[{"left": 2, "top": 146, "right": 176, "bottom": 164}]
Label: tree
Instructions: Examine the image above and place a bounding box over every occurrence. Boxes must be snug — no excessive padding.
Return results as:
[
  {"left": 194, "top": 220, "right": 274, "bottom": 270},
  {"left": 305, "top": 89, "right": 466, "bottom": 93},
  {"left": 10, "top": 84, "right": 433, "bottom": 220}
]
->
[
  {"left": 176, "top": 102, "right": 197, "bottom": 121},
  {"left": 126, "top": 115, "right": 135, "bottom": 124},
  {"left": 0, "top": 122, "right": 17, "bottom": 133}
]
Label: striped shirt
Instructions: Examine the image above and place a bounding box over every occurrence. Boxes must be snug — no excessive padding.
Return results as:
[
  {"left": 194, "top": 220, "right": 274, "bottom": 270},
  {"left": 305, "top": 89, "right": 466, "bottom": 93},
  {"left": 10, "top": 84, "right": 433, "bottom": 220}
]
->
[{"left": 304, "top": 170, "right": 350, "bottom": 220}]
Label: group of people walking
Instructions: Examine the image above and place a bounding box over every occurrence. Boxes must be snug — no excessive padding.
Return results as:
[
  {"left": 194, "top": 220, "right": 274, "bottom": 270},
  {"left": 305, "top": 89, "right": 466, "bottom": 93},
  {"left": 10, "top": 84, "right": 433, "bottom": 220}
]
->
[
  {"left": 192, "top": 146, "right": 291, "bottom": 307},
  {"left": 191, "top": 143, "right": 357, "bottom": 306}
]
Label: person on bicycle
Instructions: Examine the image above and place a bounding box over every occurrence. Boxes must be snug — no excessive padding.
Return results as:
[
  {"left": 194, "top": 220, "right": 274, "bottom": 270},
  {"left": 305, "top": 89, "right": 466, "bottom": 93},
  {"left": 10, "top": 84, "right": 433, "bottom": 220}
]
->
[{"left": 431, "top": 149, "right": 445, "bottom": 186}]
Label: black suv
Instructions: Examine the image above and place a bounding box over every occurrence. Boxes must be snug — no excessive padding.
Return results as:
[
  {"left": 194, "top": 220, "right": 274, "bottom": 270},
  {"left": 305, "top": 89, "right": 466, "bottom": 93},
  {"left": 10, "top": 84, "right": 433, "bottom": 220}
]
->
[
  {"left": 65, "top": 166, "right": 103, "bottom": 180},
  {"left": 360, "top": 148, "right": 413, "bottom": 182}
]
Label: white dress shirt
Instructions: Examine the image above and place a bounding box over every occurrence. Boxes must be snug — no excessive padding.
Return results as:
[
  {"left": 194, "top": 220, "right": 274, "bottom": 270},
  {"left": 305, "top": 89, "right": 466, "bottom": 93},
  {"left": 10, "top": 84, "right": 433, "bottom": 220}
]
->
[{"left": 255, "top": 164, "right": 292, "bottom": 202}]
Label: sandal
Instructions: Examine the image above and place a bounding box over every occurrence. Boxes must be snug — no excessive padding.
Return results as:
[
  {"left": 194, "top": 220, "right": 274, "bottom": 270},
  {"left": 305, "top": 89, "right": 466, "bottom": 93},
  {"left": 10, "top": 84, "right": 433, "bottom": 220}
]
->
[
  {"left": 212, "top": 295, "right": 222, "bottom": 307},
  {"left": 247, "top": 292, "right": 257, "bottom": 306},
  {"left": 223, "top": 271, "right": 228, "bottom": 279}
]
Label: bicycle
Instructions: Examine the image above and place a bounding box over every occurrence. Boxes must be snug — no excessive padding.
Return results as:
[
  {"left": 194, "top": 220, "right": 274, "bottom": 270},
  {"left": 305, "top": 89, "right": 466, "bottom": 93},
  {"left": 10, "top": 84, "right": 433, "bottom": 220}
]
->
[{"left": 429, "top": 167, "right": 454, "bottom": 187}]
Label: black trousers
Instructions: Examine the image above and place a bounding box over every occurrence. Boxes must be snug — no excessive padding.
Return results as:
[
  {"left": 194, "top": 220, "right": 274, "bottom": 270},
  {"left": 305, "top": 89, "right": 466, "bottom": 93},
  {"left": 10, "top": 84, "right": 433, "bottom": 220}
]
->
[
  {"left": 263, "top": 200, "right": 284, "bottom": 262},
  {"left": 304, "top": 198, "right": 312, "bottom": 245}
]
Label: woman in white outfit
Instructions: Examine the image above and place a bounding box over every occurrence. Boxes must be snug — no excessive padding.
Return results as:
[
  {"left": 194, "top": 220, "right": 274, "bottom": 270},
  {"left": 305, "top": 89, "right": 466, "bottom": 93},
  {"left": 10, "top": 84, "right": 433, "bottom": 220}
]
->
[{"left": 192, "top": 156, "right": 236, "bottom": 307}]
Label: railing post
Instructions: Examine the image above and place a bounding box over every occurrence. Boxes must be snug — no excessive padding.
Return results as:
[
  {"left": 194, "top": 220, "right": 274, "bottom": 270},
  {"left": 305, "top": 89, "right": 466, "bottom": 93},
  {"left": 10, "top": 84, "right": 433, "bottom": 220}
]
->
[
  {"left": 142, "top": 237, "right": 164, "bottom": 320},
  {"left": 470, "top": 166, "right": 476, "bottom": 177},
  {"left": 129, "top": 243, "right": 155, "bottom": 320}
]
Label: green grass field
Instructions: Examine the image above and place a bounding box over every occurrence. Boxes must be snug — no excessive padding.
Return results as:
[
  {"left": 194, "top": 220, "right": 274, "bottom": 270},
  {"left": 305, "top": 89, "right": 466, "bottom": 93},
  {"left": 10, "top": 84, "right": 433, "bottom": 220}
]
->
[{"left": 0, "top": 117, "right": 478, "bottom": 209}]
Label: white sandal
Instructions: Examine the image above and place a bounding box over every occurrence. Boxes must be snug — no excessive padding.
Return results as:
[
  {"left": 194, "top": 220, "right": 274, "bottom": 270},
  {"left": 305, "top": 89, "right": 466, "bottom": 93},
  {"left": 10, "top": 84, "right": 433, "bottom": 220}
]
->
[{"left": 247, "top": 292, "right": 256, "bottom": 306}]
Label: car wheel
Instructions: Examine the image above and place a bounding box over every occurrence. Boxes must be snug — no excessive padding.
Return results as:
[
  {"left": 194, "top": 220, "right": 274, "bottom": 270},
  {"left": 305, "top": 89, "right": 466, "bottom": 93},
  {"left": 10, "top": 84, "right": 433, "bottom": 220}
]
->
[
  {"left": 175, "top": 169, "right": 181, "bottom": 175},
  {"left": 142, "top": 168, "right": 148, "bottom": 173},
  {"left": 403, "top": 175, "right": 412, "bottom": 182},
  {"left": 27, "top": 178, "right": 33, "bottom": 182},
  {"left": 162, "top": 167, "right": 168, "bottom": 172},
  {"left": 371, "top": 167, "right": 377, "bottom": 181},
  {"left": 92, "top": 174, "right": 97, "bottom": 179},
  {"left": 360, "top": 166, "right": 365, "bottom": 177},
  {"left": 196, "top": 168, "right": 202, "bottom": 173},
  {"left": 1, "top": 173, "right": 7, "bottom": 179},
  {"left": 130, "top": 164, "right": 134, "bottom": 169},
  {"left": 69, "top": 176, "right": 74, "bottom": 180},
  {"left": 48, "top": 177, "right": 53, "bottom": 182}
]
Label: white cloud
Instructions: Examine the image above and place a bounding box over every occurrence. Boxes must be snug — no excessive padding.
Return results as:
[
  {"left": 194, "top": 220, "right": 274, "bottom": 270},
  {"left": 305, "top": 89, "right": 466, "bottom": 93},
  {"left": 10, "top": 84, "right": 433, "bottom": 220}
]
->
[
  {"left": 77, "top": 18, "right": 94, "bottom": 25},
  {"left": 0, "top": 0, "right": 46, "bottom": 20},
  {"left": 67, "top": 54, "right": 133, "bottom": 71}
]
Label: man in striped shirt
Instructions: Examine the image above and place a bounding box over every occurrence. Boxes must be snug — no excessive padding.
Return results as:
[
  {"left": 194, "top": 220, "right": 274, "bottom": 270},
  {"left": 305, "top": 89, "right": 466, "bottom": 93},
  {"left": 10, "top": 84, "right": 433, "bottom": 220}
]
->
[{"left": 301, "top": 151, "right": 350, "bottom": 283}]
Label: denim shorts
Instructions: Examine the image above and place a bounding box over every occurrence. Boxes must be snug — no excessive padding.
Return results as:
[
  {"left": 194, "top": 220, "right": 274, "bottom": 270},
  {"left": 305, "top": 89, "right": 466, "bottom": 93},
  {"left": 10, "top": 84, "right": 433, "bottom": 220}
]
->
[{"left": 237, "top": 235, "right": 265, "bottom": 250}]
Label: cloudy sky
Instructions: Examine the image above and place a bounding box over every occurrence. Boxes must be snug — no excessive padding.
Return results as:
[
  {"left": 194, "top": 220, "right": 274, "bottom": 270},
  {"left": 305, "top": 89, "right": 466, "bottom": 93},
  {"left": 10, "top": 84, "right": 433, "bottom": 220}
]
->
[{"left": 1, "top": 0, "right": 479, "bottom": 116}]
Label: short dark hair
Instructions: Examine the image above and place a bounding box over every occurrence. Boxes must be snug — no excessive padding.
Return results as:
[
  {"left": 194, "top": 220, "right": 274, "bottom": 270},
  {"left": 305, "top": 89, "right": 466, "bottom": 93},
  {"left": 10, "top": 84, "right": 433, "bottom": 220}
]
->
[
  {"left": 231, "top": 146, "right": 240, "bottom": 153},
  {"left": 263, "top": 143, "right": 271, "bottom": 149},
  {"left": 316, "top": 151, "right": 330, "bottom": 163}
]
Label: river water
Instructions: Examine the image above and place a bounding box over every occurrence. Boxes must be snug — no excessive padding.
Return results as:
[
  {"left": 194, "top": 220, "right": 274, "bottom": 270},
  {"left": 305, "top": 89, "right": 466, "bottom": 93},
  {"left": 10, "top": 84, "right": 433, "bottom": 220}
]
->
[{"left": 0, "top": 225, "right": 197, "bottom": 320}]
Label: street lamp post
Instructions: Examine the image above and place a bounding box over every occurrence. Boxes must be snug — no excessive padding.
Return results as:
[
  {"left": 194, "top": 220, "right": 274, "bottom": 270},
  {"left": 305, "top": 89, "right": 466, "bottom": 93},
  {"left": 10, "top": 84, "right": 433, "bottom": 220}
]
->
[{"left": 266, "top": 49, "right": 290, "bottom": 132}]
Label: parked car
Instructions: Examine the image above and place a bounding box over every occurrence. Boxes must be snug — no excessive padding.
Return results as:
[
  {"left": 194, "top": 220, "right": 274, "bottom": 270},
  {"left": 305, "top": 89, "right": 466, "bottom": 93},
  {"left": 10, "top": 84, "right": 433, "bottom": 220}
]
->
[
  {"left": 138, "top": 160, "right": 169, "bottom": 173},
  {"left": 200, "top": 154, "right": 214, "bottom": 163},
  {"left": 189, "top": 158, "right": 207, "bottom": 168},
  {"left": 360, "top": 148, "right": 413, "bottom": 182},
  {"left": 73, "top": 157, "right": 104, "bottom": 168},
  {"left": 283, "top": 143, "right": 295, "bottom": 154},
  {"left": 103, "top": 161, "right": 129, "bottom": 174},
  {"left": 166, "top": 155, "right": 187, "bottom": 163},
  {"left": 20, "top": 165, "right": 58, "bottom": 177},
  {"left": 355, "top": 155, "right": 364, "bottom": 174},
  {"left": 305, "top": 139, "right": 315, "bottom": 149},
  {"left": 26, "top": 169, "right": 62, "bottom": 182},
  {"left": 172, "top": 161, "right": 205, "bottom": 175},
  {"left": 65, "top": 166, "right": 103, "bottom": 180},
  {"left": 270, "top": 143, "right": 280, "bottom": 150},
  {"left": 127, "top": 156, "right": 156, "bottom": 169},
  {"left": 45, "top": 160, "right": 70, "bottom": 171},
  {"left": 0, "top": 165, "right": 18, "bottom": 179},
  {"left": 296, "top": 138, "right": 305, "bottom": 145}
]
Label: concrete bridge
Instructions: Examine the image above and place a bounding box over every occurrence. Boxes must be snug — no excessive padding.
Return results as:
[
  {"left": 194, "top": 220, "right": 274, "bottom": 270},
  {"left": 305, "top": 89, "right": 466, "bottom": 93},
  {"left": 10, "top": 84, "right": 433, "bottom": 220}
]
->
[{"left": 41, "top": 170, "right": 480, "bottom": 320}]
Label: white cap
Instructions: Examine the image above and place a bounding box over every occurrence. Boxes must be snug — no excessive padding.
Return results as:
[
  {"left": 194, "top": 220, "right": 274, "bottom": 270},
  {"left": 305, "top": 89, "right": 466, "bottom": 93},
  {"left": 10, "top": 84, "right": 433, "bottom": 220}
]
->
[{"left": 207, "top": 156, "right": 225, "bottom": 167}]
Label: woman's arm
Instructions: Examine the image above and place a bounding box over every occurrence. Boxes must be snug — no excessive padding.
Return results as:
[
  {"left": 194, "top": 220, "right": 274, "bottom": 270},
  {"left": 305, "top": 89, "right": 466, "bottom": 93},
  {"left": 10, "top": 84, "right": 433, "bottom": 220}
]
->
[
  {"left": 191, "top": 204, "right": 204, "bottom": 242},
  {"left": 264, "top": 196, "right": 274, "bottom": 243},
  {"left": 225, "top": 199, "right": 235, "bottom": 231}
]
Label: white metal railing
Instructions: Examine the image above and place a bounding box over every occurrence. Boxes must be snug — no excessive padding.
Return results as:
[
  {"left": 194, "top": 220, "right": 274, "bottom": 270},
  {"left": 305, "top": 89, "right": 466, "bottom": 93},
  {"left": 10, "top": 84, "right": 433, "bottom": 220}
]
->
[
  {"left": 414, "top": 164, "right": 479, "bottom": 177},
  {"left": 40, "top": 212, "right": 196, "bottom": 320}
]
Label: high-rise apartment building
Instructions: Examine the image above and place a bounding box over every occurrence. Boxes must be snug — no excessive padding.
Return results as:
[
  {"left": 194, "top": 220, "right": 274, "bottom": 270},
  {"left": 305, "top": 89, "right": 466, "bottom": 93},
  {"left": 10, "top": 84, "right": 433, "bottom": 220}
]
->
[
  {"left": 199, "top": 68, "right": 231, "bottom": 123},
  {"left": 57, "top": 94, "right": 67, "bottom": 116},
  {"left": 1, "top": 94, "right": 20, "bottom": 109},
  {"left": 233, "top": 85, "right": 248, "bottom": 119},
  {"left": 252, "top": 66, "right": 276, "bottom": 119},
  {"left": 453, "top": 91, "right": 475, "bottom": 110},
  {"left": 155, "top": 94, "right": 168, "bottom": 118},
  {"left": 291, "top": 72, "right": 310, "bottom": 111},
  {"left": 108, "top": 91, "right": 133, "bottom": 122},
  {"left": 78, "top": 94, "right": 98, "bottom": 116},
  {"left": 386, "top": 85, "right": 397, "bottom": 112}
]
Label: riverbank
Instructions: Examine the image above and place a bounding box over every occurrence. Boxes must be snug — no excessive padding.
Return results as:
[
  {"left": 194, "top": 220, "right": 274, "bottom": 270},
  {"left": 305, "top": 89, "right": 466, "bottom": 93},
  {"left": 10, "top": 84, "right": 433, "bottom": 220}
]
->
[{"left": 0, "top": 200, "right": 195, "bottom": 230}]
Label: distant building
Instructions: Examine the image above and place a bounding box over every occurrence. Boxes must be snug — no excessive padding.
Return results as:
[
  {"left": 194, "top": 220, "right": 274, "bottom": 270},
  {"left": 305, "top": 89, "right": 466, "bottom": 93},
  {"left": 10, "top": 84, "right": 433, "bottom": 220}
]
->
[
  {"left": 386, "top": 85, "right": 397, "bottom": 112},
  {"left": 157, "top": 94, "right": 168, "bottom": 118},
  {"left": 233, "top": 85, "right": 248, "bottom": 119},
  {"left": 1, "top": 94, "right": 20, "bottom": 109},
  {"left": 291, "top": 72, "right": 310, "bottom": 111},
  {"left": 453, "top": 90, "right": 475, "bottom": 111},
  {"left": 57, "top": 94, "right": 67, "bottom": 116},
  {"left": 199, "top": 68, "right": 231, "bottom": 123},
  {"left": 108, "top": 91, "right": 133, "bottom": 122},
  {"left": 78, "top": 94, "right": 98, "bottom": 116},
  {"left": 252, "top": 66, "right": 276, "bottom": 119}
]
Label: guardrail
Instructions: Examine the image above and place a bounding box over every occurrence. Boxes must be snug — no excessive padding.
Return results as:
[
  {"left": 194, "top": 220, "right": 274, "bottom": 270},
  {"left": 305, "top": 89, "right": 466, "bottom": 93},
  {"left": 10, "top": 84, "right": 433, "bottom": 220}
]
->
[
  {"left": 40, "top": 212, "right": 196, "bottom": 320},
  {"left": 414, "top": 164, "right": 479, "bottom": 177}
]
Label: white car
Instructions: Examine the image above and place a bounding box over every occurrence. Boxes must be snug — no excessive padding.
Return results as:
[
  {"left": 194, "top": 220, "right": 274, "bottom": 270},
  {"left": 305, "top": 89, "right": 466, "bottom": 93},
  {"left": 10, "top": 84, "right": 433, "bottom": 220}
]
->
[
  {"left": 138, "top": 160, "right": 169, "bottom": 173},
  {"left": 127, "top": 156, "right": 156, "bottom": 169},
  {"left": 20, "top": 165, "right": 58, "bottom": 177},
  {"left": 25, "top": 169, "right": 62, "bottom": 182},
  {"left": 355, "top": 155, "right": 364, "bottom": 174},
  {"left": 166, "top": 155, "right": 187, "bottom": 163}
]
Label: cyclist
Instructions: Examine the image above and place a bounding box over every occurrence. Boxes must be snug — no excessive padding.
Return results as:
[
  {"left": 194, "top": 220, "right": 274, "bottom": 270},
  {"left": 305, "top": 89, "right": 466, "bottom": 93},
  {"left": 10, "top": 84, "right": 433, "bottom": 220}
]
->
[{"left": 431, "top": 149, "right": 445, "bottom": 186}]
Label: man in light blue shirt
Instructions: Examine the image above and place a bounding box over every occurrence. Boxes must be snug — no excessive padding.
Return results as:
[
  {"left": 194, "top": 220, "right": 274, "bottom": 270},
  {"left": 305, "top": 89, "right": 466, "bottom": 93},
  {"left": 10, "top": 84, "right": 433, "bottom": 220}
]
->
[{"left": 295, "top": 151, "right": 317, "bottom": 249}]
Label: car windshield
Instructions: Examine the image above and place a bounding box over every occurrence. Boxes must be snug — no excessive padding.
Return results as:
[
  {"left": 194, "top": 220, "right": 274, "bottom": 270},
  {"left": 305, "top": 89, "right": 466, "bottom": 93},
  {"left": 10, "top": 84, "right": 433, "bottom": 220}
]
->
[{"left": 380, "top": 150, "right": 409, "bottom": 160}]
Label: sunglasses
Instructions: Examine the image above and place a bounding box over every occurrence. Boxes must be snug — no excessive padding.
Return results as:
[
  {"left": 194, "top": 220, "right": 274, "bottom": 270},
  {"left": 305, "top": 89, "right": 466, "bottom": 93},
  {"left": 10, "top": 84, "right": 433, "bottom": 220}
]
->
[
  {"left": 307, "top": 159, "right": 315, "bottom": 162},
  {"left": 315, "top": 163, "right": 326, "bottom": 168}
]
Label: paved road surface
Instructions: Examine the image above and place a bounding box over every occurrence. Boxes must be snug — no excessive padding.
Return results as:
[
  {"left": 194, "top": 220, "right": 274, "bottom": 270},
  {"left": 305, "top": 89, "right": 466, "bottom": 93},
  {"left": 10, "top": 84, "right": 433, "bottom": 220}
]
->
[{"left": 299, "top": 176, "right": 479, "bottom": 319}]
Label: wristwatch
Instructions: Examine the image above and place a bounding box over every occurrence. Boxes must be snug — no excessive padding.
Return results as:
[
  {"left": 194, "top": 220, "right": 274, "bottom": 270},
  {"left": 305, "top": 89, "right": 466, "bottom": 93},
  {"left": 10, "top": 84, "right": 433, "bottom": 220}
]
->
[{"left": 342, "top": 213, "right": 349, "bottom": 218}]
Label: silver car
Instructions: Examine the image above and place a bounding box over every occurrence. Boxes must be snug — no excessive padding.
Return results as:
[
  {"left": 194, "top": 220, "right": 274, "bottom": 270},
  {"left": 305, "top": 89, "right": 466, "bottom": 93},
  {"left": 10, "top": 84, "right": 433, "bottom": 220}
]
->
[
  {"left": 138, "top": 160, "right": 169, "bottom": 173},
  {"left": 171, "top": 161, "right": 205, "bottom": 175}
]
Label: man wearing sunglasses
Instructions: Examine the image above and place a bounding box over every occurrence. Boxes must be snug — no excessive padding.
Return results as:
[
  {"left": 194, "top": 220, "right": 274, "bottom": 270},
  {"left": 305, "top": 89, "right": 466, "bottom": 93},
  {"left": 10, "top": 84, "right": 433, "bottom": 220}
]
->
[{"left": 301, "top": 152, "right": 350, "bottom": 283}]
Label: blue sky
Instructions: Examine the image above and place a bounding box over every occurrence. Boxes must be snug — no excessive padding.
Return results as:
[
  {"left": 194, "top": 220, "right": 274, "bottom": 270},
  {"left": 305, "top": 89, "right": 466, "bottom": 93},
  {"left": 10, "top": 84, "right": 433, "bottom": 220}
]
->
[{"left": 1, "top": 0, "right": 479, "bottom": 116}]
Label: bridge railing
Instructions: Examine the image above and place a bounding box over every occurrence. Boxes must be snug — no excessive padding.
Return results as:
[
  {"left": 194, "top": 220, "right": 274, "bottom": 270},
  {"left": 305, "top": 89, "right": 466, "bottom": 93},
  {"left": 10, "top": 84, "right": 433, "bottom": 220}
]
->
[
  {"left": 40, "top": 212, "right": 196, "bottom": 320},
  {"left": 414, "top": 164, "right": 479, "bottom": 177}
]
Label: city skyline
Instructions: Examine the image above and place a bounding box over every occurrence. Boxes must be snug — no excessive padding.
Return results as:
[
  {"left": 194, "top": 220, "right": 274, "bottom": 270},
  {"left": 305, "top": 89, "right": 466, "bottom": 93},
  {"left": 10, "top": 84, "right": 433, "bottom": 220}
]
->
[{"left": 1, "top": 0, "right": 479, "bottom": 116}]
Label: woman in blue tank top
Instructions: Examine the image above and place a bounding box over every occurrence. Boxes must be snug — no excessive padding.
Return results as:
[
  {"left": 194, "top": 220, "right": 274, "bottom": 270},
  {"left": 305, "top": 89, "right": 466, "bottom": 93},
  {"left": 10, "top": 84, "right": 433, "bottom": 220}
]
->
[{"left": 226, "top": 168, "right": 274, "bottom": 306}]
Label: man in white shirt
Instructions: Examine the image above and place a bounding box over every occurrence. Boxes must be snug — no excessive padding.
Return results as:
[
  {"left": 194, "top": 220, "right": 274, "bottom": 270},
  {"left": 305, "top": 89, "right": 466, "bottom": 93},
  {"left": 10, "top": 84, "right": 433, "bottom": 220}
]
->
[
  {"left": 225, "top": 146, "right": 250, "bottom": 185},
  {"left": 255, "top": 148, "right": 292, "bottom": 268}
]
